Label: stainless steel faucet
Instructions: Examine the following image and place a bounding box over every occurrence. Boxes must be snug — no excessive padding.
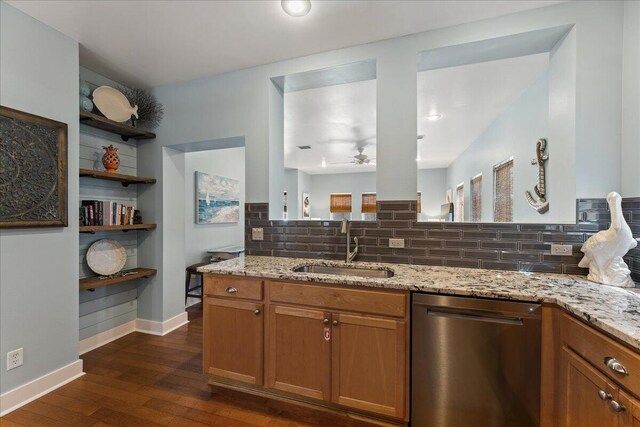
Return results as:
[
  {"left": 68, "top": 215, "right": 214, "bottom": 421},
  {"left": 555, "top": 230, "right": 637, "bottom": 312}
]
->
[{"left": 341, "top": 218, "right": 359, "bottom": 263}]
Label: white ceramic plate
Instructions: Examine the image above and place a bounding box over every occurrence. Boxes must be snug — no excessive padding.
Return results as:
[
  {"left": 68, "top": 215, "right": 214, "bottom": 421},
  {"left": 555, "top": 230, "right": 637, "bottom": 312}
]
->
[
  {"left": 86, "top": 239, "right": 127, "bottom": 276},
  {"left": 92, "top": 86, "right": 138, "bottom": 122}
]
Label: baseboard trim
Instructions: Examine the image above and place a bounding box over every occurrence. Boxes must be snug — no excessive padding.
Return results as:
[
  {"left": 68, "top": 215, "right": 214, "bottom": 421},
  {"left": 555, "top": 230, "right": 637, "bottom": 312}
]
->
[
  {"left": 0, "top": 359, "right": 84, "bottom": 416},
  {"left": 79, "top": 319, "right": 137, "bottom": 355},
  {"left": 79, "top": 312, "right": 189, "bottom": 355},
  {"left": 136, "top": 311, "right": 189, "bottom": 336}
]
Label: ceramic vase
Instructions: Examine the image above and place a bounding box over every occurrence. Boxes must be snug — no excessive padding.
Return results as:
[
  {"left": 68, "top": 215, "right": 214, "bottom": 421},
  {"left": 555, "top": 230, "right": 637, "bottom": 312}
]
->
[
  {"left": 79, "top": 75, "right": 91, "bottom": 97},
  {"left": 80, "top": 95, "right": 94, "bottom": 112},
  {"left": 102, "top": 145, "right": 120, "bottom": 173},
  {"left": 79, "top": 75, "right": 94, "bottom": 112}
]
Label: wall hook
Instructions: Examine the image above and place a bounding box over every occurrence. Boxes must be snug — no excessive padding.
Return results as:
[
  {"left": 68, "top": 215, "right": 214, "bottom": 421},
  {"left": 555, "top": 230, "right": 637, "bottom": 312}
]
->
[{"left": 525, "top": 138, "right": 549, "bottom": 214}]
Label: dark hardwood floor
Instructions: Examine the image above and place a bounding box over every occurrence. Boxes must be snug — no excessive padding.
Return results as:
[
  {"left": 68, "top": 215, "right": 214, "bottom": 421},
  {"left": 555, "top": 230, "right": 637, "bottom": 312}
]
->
[{"left": 1, "top": 303, "right": 372, "bottom": 426}]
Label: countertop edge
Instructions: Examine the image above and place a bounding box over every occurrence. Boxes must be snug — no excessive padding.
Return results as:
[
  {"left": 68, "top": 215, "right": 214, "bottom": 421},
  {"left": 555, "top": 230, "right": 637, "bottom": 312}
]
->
[{"left": 198, "top": 257, "right": 640, "bottom": 352}]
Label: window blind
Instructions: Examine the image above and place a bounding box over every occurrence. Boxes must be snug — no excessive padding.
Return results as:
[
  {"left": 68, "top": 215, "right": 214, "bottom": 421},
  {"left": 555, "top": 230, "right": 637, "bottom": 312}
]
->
[
  {"left": 417, "top": 192, "right": 422, "bottom": 214},
  {"left": 361, "top": 193, "right": 376, "bottom": 213},
  {"left": 471, "top": 174, "right": 482, "bottom": 222},
  {"left": 330, "top": 193, "right": 353, "bottom": 213},
  {"left": 455, "top": 184, "right": 464, "bottom": 222},
  {"left": 493, "top": 159, "right": 513, "bottom": 222}
]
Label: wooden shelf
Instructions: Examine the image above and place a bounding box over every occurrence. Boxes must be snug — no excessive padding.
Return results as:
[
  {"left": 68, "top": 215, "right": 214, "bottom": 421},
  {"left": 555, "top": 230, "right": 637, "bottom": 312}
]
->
[
  {"left": 80, "top": 268, "right": 157, "bottom": 291},
  {"left": 80, "top": 224, "right": 157, "bottom": 233},
  {"left": 79, "top": 168, "right": 156, "bottom": 186},
  {"left": 80, "top": 111, "right": 156, "bottom": 141}
]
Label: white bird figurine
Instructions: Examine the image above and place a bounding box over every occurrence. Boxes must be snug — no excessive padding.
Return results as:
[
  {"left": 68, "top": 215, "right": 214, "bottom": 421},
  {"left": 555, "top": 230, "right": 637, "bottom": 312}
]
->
[{"left": 578, "top": 192, "right": 637, "bottom": 287}]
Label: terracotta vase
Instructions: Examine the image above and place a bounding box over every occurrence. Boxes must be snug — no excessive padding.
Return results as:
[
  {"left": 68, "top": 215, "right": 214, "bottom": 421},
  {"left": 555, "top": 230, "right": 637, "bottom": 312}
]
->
[{"left": 102, "top": 145, "right": 120, "bottom": 173}]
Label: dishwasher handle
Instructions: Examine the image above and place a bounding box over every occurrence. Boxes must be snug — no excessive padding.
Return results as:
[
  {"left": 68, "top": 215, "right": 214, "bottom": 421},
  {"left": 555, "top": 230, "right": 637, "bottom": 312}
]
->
[{"left": 427, "top": 309, "right": 524, "bottom": 326}]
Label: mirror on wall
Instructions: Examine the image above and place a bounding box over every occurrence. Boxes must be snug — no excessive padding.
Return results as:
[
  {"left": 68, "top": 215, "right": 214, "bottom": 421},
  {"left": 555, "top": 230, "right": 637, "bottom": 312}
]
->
[
  {"left": 417, "top": 25, "right": 576, "bottom": 223},
  {"left": 275, "top": 60, "right": 378, "bottom": 221}
]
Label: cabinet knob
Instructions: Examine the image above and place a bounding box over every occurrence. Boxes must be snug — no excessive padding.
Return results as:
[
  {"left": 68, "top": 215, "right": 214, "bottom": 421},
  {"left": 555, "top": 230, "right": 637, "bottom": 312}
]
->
[
  {"left": 605, "top": 357, "right": 628, "bottom": 375},
  {"left": 225, "top": 287, "right": 237, "bottom": 294},
  {"left": 598, "top": 390, "right": 612, "bottom": 401},
  {"left": 254, "top": 309, "right": 260, "bottom": 315},
  {"left": 332, "top": 320, "right": 339, "bottom": 326},
  {"left": 609, "top": 400, "right": 626, "bottom": 413},
  {"left": 323, "top": 318, "right": 330, "bottom": 325}
]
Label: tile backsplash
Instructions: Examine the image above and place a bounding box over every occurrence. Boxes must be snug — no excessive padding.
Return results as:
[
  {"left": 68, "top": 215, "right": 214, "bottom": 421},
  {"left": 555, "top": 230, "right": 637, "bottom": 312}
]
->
[
  {"left": 623, "top": 197, "right": 640, "bottom": 282},
  {"left": 246, "top": 197, "right": 640, "bottom": 282}
]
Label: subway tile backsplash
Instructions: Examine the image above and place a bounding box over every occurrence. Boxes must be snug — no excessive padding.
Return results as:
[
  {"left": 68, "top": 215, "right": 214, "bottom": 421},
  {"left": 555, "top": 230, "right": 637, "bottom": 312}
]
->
[{"left": 245, "top": 197, "right": 640, "bottom": 283}]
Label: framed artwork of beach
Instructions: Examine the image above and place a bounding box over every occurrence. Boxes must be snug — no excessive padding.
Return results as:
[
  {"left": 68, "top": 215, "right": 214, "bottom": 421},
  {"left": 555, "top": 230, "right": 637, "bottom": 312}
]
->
[{"left": 195, "top": 172, "right": 240, "bottom": 224}]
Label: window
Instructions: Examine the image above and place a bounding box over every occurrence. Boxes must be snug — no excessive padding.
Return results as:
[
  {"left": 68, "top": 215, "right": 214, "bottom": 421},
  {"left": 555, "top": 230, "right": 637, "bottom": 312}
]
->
[
  {"left": 493, "top": 158, "right": 513, "bottom": 222},
  {"left": 361, "top": 193, "right": 376, "bottom": 221},
  {"left": 330, "top": 193, "right": 352, "bottom": 220},
  {"left": 455, "top": 184, "right": 464, "bottom": 222},
  {"left": 417, "top": 192, "right": 422, "bottom": 214},
  {"left": 471, "top": 174, "right": 482, "bottom": 222}
]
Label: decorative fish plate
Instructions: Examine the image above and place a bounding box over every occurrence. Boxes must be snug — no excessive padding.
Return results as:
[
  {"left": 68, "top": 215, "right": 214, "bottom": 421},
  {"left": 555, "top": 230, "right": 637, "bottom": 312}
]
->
[{"left": 93, "top": 86, "right": 138, "bottom": 122}]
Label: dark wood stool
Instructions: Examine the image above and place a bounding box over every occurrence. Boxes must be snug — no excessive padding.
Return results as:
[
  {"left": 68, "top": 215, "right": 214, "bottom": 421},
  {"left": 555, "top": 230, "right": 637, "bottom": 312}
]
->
[{"left": 185, "top": 262, "right": 207, "bottom": 303}]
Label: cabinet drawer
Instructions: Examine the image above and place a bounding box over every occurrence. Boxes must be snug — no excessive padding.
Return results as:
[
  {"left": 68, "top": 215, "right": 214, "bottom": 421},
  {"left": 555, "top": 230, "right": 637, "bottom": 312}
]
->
[
  {"left": 204, "top": 275, "right": 263, "bottom": 301},
  {"left": 561, "top": 313, "right": 640, "bottom": 397},
  {"left": 268, "top": 281, "right": 407, "bottom": 318}
]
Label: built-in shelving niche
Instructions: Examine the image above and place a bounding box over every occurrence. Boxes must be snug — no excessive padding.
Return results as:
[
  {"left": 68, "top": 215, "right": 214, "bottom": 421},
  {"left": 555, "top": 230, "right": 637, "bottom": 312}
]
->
[{"left": 79, "top": 112, "right": 156, "bottom": 292}]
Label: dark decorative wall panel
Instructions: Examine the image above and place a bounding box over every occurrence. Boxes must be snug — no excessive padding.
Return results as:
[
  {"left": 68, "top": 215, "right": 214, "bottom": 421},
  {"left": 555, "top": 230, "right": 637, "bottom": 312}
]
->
[
  {"left": 245, "top": 198, "right": 639, "bottom": 283},
  {"left": 0, "top": 106, "right": 68, "bottom": 228}
]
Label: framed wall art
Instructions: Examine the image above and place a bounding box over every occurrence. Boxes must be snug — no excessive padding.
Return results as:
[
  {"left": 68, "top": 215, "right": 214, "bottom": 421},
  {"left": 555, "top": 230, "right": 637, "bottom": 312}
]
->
[
  {"left": 196, "top": 171, "right": 240, "bottom": 224},
  {"left": 302, "top": 192, "right": 310, "bottom": 219},
  {"left": 0, "top": 105, "right": 68, "bottom": 228}
]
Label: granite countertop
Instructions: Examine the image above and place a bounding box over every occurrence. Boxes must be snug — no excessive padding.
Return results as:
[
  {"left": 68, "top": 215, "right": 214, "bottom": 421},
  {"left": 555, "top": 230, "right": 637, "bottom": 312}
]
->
[{"left": 199, "top": 255, "right": 640, "bottom": 352}]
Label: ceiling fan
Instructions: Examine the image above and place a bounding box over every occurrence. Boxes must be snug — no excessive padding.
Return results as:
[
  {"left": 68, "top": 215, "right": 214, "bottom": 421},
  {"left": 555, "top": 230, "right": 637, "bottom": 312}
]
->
[{"left": 329, "top": 146, "right": 376, "bottom": 166}]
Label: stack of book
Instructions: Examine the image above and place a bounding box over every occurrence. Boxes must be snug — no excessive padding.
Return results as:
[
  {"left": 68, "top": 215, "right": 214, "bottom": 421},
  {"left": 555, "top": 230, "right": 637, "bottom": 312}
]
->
[{"left": 80, "top": 200, "right": 136, "bottom": 226}]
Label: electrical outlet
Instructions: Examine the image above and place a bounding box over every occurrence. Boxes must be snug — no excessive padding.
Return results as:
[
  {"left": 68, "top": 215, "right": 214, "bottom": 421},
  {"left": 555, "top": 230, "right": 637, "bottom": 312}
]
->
[
  {"left": 252, "top": 228, "right": 264, "bottom": 241},
  {"left": 389, "top": 238, "right": 405, "bottom": 249},
  {"left": 550, "top": 244, "right": 573, "bottom": 256},
  {"left": 7, "top": 348, "right": 23, "bottom": 371}
]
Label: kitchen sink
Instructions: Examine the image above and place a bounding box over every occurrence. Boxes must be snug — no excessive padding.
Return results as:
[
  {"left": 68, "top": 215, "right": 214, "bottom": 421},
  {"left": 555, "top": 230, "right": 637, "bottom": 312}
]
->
[{"left": 292, "top": 264, "right": 394, "bottom": 278}]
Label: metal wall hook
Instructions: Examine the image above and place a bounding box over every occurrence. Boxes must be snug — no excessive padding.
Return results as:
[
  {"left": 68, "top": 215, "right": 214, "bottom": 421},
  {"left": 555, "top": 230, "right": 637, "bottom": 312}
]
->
[{"left": 525, "top": 138, "right": 549, "bottom": 214}]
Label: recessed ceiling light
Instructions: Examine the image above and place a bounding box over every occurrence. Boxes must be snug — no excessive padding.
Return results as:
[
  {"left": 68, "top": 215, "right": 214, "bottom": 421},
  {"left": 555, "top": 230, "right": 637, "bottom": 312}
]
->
[
  {"left": 282, "top": 0, "right": 312, "bottom": 17},
  {"left": 425, "top": 113, "right": 442, "bottom": 121}
]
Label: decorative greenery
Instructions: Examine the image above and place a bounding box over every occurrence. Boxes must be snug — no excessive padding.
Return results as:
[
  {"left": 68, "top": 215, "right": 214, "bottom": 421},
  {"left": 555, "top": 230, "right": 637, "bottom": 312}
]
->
[{"left": 118, "top": 86, "right": 164, "bottom": 130}]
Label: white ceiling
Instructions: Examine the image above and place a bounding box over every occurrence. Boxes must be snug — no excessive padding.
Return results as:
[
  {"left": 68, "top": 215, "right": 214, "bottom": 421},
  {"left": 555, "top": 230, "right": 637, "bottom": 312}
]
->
[
  {"left": 285, "top": 53, "right": 549, "bottom": 175},
  {"left": 7, "top": 0, "right": 562, "bottom": 88},
  {"left": 417, "top": 53, "right": 549, "bottom": 169},
  {"left": 284, "top": 79, "right": 377, "bottom": 175}
]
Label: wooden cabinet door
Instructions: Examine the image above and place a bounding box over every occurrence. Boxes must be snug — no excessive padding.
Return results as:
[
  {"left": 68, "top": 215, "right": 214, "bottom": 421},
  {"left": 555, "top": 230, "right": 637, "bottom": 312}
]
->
[
  {"left": 203, "top": 297, "right": 263, "bottom": 385},
  {"left": 620, "top": 390, "right": 640, "bottom": 427},
  {"left": 560, "top": 347, "right": 619, "bottom": 427},
  {"left": 267, "top": 305, "right": 331, "bottom": 401},
  {"left": 331, "top": 313, "right": 407, "bottom": 419}
]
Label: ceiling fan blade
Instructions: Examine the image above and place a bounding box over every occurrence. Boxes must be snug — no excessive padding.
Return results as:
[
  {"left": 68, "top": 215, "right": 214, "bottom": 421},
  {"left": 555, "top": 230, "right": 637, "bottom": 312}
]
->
[{"left": 328, "top": 161, "right": 356, "bottom": 165}]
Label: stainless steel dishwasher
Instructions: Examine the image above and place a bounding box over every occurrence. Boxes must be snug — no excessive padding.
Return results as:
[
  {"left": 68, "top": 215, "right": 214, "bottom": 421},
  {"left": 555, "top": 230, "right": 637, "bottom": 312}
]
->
[{"left": 412, "top": 294, "right": 541, "bottom": 427}]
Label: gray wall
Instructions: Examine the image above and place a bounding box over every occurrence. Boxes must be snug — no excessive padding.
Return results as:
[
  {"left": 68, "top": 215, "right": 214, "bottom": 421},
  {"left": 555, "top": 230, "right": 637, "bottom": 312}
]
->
[
  {"left": 0, "top": 2, "right": 80, "bottom": 394},
  {"left": 284, "top": 169, "right": 299, "bottom": 220},
  {"left": 309, "top": 172, "right": 377, "bottom": 219},
  {"left": 137, "top": 1, "right": 627, "bottom": 324},
  {"left": 78, "top": 67, "right": 139, "bottom": 342},
  {"left": 184, "top": 148, "right": 245, "bottom": 266},
  {"left": 284, "top": 169, "right": 313, "bottom": 220},
  {"left": 444, "top": 71, "right": 552, "bottom": 223},
  {"left": 622, "top": 1, "right": 640, "bottom": 197},
  {"left": 417, "top": 168, "right": 448, "bottom": 221}
]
